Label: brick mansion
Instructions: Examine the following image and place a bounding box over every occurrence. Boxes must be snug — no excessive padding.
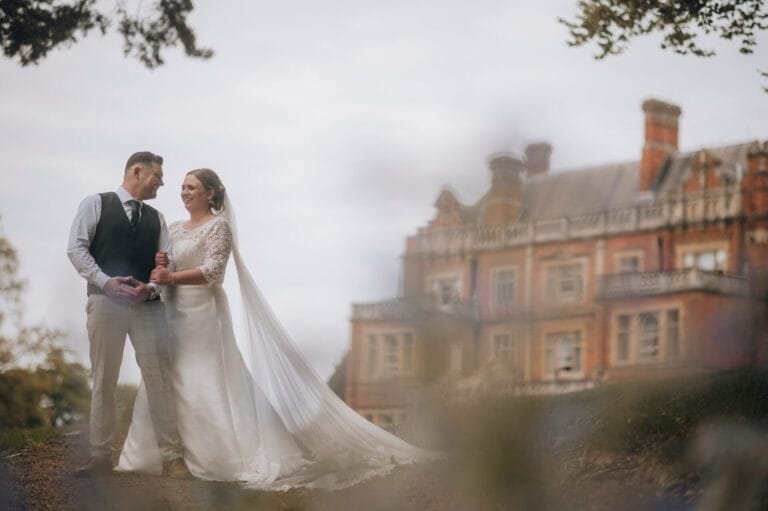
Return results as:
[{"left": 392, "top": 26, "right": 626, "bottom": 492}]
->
[{"left": 343, "top": 99, "right": 768, "bottom": 427}]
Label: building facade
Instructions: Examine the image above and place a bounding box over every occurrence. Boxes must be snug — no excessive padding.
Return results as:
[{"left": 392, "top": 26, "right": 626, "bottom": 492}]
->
[{"left": 345, "top": 99, "right": 768, "bottom": 428}]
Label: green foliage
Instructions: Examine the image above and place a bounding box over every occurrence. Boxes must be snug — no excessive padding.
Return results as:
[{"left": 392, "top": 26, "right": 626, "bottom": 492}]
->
[
  {"left": 0, "top": 367, "right": 49, "bottom": 428},
  {"left": 36, "top": 348, "right": 90, "bottom": 426},
  {"left": 0, "top": 426, "right": 61, "bottom": 452},
  {"left": 589, "top": 369, "right": 768, "bottom": 462},
  {"left": 560, "top": 0, "right": 768, "bottom": 59},
  {"left": 0, "top": 217, "right": 90, "bottom": 429},
  {"left": 0, "top": 349, "right": 89, "bottom": 428},
  {"left": 0, "top": 0, "right": 212, "bottom": 68},
  {"left": 0, "top": 227, "right": 24, "bottom": 369},
  {"left": 560, "top": 0, "right": 768, "bottom": 92}
]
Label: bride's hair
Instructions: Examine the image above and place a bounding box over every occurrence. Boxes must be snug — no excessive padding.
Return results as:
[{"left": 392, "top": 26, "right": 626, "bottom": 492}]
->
[{"left": 187, "top": 168, "right": 226, "bottom": 211}]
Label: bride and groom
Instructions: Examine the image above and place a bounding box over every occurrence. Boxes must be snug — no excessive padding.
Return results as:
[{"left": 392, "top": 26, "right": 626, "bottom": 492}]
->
[{"left": 67, "top": 151, "right": 425, "bottom": 489}]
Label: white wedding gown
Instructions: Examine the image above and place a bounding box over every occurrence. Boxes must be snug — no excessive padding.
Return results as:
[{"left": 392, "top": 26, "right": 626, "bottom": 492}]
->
[{"left": 116, "top": 208, "right": 426, "bottom": 489}]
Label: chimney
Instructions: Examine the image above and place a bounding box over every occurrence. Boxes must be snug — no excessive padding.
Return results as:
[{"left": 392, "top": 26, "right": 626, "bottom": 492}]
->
[
  {"left": 483, "top": 152, "right": 523, "bottom": 225},
  {"left": 743, "top": 141, "right": 768, "bottom": 216},
  {"left": 640, "top": 99, "right": 681, "bottom": 191},
  {"left": 488, "top": 152, "right": 524, "bottom": 184},
  {"left": 525, "top": 142, "right": 552, "bottom": 177}
]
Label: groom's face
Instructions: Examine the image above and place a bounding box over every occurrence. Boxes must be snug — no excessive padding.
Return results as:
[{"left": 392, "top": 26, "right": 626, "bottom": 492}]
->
[{"left": 136, "top": 163, "right": 164, "bottom": 200}]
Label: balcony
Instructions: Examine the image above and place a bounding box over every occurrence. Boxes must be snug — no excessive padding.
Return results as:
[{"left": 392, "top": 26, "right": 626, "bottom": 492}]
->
[
  {"left": 597, "top": 269, "right": 750, "bottom": 299},
  {"left": 352, "top": 295, "right": 478, "bottom": 321}
]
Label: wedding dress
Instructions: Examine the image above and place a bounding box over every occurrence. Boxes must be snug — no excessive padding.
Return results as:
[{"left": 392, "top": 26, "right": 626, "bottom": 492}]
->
[{"left": 116, "top": 198, "right": 426, "bottom": 489}]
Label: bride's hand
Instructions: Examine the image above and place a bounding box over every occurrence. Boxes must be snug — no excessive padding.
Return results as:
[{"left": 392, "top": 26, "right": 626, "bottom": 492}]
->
[
  {"left": 151, "top": 267, "right": 173, "bottom": 285},
  {"left": 155, "top": 251, "right": 169, "bottom": 268}
]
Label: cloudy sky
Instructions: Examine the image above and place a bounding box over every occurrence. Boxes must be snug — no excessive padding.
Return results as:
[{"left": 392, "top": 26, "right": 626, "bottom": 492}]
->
[{"left": 1, "top": 1, "right": 767, "bottom": 383}]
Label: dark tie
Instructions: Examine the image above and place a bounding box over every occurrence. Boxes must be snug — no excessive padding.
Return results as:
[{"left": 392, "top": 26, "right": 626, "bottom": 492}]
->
[{"left": 128, "top": 200, "right": 141, "bottom": 231}]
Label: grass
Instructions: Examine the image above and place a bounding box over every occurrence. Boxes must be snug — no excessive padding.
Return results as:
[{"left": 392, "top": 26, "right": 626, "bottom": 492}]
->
[
  {"left": 0, "top": 383, "right": 138, "bottom": 455},
  {"left": 0, "top": 426, "right": 64, "bottom": 453}
]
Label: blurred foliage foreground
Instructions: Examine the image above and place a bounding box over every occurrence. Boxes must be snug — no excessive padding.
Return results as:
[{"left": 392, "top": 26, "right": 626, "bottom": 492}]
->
[
  {"left": 405, "top": 368, "right": 768, "bottom": 510},
  {"left": 0, "top": 223, "right": 90, "bottom": 432}
]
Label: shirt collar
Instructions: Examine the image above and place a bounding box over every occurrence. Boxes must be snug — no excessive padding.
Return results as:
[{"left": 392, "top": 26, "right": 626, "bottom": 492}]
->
[{"left": 116, "top": 186, "right": 141, "bottom": 204}]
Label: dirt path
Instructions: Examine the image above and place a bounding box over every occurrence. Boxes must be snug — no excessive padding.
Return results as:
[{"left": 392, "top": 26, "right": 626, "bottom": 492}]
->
[{"left": 1, "top": 428, "right": 700, "bottom": 511}]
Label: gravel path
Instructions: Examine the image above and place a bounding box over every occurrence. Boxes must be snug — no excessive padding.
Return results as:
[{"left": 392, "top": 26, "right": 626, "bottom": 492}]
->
[{"left": 1, "top": 416, "right": 703, "bottom": 511}]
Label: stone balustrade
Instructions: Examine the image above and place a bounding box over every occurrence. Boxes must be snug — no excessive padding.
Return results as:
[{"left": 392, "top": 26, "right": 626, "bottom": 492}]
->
[
  {"left": 412, "top": 189, "right": 742, "bottom": 256},
  {"left": 597, "top": 269, "right": 750, "bottom": 299},
  {"left": 352, "top": 295, "right": 477, "bottom": 321}
]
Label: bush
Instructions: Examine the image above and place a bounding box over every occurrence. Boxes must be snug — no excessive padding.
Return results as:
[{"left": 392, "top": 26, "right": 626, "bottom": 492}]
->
[
  {"left": 0, "top": 348, "right": 89, "bottom": 428},
  {"left": 589, "top": 368, "right": 768, "bottom": 462}
]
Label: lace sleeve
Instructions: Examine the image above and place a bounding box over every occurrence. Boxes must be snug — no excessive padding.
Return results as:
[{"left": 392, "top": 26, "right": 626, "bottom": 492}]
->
[{"left": 199, "top": 219, "right": 232, "bottom": 285}]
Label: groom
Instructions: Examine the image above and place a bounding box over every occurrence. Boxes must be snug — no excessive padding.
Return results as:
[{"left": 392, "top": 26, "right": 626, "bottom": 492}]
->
[{"left": 67, "top": 151, "right": 189, "bottom": 478}]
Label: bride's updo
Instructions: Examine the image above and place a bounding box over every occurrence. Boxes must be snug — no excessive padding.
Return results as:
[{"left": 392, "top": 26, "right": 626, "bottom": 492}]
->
[{"left": 187, "top": 168, "right": 226, "bottom": 211}]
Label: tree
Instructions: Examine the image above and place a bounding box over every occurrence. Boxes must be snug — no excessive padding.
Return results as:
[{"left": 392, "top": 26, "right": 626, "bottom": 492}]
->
[
  {"left": 0, "top": 217, "right": 89, "bottom": 428},
  {"left": 559, "top": 1, "right": 768, "bottom": 90},
  {"left": 0, "top": 0, "right": 212, "bottom": 69}
]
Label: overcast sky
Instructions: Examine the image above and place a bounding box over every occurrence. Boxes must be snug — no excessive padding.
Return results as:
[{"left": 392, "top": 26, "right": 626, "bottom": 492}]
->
[{"left": 1, "top": 1, "right": 767, "bottom": 383}]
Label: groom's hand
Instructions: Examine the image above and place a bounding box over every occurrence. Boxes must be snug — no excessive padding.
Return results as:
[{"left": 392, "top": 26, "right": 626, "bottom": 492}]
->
[
  {"left": 103, "top": 277, "right": 142, "bottom": 304},
  {"left": 121, "top": 277, "right": 151, "bottom": 304}
]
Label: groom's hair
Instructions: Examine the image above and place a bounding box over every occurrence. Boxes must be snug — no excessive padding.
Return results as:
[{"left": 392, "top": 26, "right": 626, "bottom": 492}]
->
[{"left": 125, "top": 151, "right": 163, "bottom": 172}]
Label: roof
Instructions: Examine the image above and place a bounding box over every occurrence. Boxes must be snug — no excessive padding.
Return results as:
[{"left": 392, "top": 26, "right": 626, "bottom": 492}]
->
[
  {"left": 654, "top": 142, "right": 753, "bottom": 196},
  {"left": 521, "top": 161, "right": 639, "bottom": 221},
  {"left": 445, "top": 142, "right": 756, "bottom": 225}
]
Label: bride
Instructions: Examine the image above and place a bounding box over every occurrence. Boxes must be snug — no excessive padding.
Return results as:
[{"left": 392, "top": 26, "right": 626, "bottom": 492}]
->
[{"left": 116, "top": 168, "right": 427, "bottom": 489}]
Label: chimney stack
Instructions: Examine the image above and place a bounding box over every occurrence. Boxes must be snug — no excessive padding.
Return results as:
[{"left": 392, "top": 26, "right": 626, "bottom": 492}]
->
[
  {"left": 525, "top": 142, "right": 552, "bottom": 177},
  {"left": 743, "top": 141, "right": 768, "bottom": 216},
  {"left": 640, "top": 99, "right": 681, "bottom": 191},
  {"left": 483, "top": 152, "right": 523, "bottom": 225},
  {"left": 488, "top": 152, "right": 524, "bottom": 183}
]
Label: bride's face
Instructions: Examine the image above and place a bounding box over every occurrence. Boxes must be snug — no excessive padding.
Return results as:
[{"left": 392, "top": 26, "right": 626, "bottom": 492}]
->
[{"left": 181, "top": 174, "right": 213, "bottom": 213}]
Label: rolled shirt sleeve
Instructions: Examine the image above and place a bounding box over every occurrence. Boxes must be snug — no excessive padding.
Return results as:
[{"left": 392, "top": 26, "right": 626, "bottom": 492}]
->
[{"left": 67, "top": 194, "right": 111, "bottom": 289}]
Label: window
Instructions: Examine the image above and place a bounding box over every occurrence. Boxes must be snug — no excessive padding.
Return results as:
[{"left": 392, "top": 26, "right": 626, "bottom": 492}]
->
[
  {"left": 494, "top": 269, "right": 516, "bottom": 308},
  {"left": 618, "top": 255, "right": 641, "bottom": 273},
  {"left": 616, "top": 315, "right": 631, "bottom": 362},
  {"left": 402, "top": 333, "right": 414, "bottom": 373},
  {"left": 493, "top": 334, "right": 515, "bottom": 368},
  {"left": 431, "top": 276, "right": 461, "bottom": 305},
  {"left": 682, "top": 248, "right": 726, "bottom": 271},
  {"left": 366, "top": 331, "right": 415, "bottom": 379},
  {"left": 638, "top": 313, "right": 660, "bottom": 362},
  {"left": 612, "top": 308, "right": 681, "bottom": 365},
  {"left": 666, "top": 310, "right": 680, "bottom": 358},
  {"left": 546, "top": 263, "right": 584, "bottom": 303},
  {"left": 367, "top": 335, "right": 378, "bottom": 378},
  {"left": 545, "top": 331, "right": 582, "bottom": 377},
  {"left": 384, "top": 334, "right": 399, "bottom": 375}
]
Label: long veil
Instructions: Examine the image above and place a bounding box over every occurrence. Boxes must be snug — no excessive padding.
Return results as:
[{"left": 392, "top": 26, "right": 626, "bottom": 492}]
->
[{"left": 222, "top": 196, "right": 428, "bottom": 489}]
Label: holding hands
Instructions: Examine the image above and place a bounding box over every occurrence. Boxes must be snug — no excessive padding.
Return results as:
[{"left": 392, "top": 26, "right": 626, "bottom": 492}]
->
[
  {"left": 104, "top": 276, "right": 151, "bottom": 305},
  {"left": 150, "top": 251, "right": 174, "bottom": 285},
  {"left": 103, "top": 251, "right": 171, "bottom": 304}
]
